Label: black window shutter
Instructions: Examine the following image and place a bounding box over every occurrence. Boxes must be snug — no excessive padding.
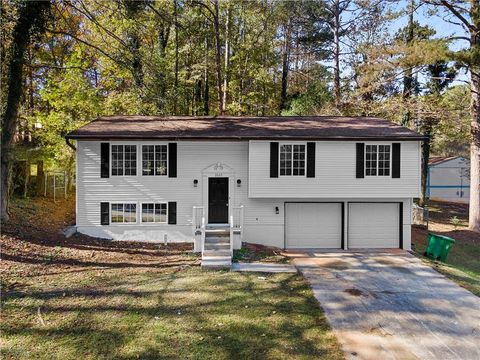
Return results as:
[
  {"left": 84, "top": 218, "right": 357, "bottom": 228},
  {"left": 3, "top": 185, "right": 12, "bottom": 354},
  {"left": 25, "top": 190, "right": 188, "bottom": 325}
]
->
[
  {"left": 270, "top": 142, "right": 279, "bottom": 178},
  {"left": 100, "top": 143, "right": 110, "bottom": 178},
  {"left": 100, "top": 202, "right": 109, "bottom": 225},
  {"left": 168, "top": 143, "right": 177, "bottom": 178},
  {"left": 168, "top": 202, "right": 177, "bottom": 224},
  {"left": 356, "top": 143, "right": 365, "bottom": 178},
  {"left": 306, "top": 142, "right": 316, "bottom": 178},
  {"left": 392, "top": 143, "right": 401, "bottom": 178}
]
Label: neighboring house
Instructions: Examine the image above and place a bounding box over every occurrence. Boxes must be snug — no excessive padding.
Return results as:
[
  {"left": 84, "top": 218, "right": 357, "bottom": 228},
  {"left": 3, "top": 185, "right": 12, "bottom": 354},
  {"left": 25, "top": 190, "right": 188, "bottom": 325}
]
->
[
  {"left": 428, "top": 156, "right": 470, "bottom": 203},
  {"left": 66, "top": 115, "right": 424, "bottom": 259}
]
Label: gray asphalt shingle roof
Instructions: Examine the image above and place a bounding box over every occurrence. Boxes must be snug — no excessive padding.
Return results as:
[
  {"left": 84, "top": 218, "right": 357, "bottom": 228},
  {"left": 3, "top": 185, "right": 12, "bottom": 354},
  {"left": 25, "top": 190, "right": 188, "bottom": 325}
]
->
[{"left": 66, "top": 115, "right": 426, "bottom": 140}]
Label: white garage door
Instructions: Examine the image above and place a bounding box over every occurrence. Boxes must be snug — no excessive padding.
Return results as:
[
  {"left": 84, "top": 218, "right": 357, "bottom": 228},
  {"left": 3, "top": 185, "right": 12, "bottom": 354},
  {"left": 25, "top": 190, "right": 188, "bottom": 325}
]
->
[
  {"left": 286, "top": 203, "right": 342, "bottom": 248},
  {"left": 348, "top": 203, "right": 399, "bottom": 248}
]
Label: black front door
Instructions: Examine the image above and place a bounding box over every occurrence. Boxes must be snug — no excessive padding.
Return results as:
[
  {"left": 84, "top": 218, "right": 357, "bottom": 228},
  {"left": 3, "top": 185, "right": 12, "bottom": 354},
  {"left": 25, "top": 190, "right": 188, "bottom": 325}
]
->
[{"left": 208, "top": 177, "right": 229, "bottom": 223}]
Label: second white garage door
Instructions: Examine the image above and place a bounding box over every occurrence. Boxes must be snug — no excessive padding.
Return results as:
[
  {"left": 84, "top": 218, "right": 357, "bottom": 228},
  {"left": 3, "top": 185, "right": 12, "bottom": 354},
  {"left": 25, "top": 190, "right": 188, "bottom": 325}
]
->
[
  {"left": 348, "top": 203, "right": 400, "bottom": 248},
  {"left": 285, "top": 203, "right": 342, "bottom": 248}
]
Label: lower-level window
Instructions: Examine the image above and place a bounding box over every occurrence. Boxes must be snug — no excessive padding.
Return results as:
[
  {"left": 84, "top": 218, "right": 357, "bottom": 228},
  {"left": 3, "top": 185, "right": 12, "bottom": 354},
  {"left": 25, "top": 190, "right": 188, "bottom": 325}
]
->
[
  {"left": 141, "top": 203, "right": 167, "bottom": 223},
  {"left": 111, "top": 203, "right": 137, "bottom": 223}
]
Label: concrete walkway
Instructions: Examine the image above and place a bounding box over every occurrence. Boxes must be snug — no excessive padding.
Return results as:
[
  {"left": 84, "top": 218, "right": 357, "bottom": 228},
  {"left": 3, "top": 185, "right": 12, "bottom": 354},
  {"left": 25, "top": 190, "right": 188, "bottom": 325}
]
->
[
  {"left": 231, "top": 262, "right": 297, "bottom": 273},
  {"left": 288, "top": 250, "right": 480, "bottom": 360}
]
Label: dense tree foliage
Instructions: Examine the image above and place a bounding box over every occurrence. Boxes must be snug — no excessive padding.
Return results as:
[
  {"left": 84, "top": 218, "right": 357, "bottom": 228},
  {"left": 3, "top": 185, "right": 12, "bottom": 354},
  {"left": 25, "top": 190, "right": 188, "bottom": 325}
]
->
[{"left": 0, "top": 0, "right": 477, "bottom": 227}]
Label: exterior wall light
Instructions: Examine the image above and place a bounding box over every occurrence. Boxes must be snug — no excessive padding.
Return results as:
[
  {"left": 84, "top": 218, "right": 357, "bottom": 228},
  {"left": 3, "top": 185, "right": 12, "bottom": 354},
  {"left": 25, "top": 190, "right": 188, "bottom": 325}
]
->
[
  {"left": 275, "top": 206, "right": 279, "bottom": 214},
  {"left": 237, "top": 179, "right": 242, "bottom": 187},
  {"left": 193, "top": 179, "right": 198, "bottom": 187}
]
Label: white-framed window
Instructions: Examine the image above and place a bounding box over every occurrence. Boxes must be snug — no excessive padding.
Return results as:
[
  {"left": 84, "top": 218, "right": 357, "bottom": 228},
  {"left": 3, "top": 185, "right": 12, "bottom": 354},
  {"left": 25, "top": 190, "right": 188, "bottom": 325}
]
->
[
  {"left": 365, "top": 144, "right": 391, "bottom": 177},
  {"left": 142, "top": 145, "right": 168, "bottom": 176},
  {"left": 111, "top": 203, "right": 137, "bottom": 223},
  {"left": 280, "top": 144, "right": 306, "bottom": 176},
  {"left": 141, "top": 203, "right": 167, "bottom": 223},
  {"left": 111, "top": 145, "right": 137, "bottom": 176}
]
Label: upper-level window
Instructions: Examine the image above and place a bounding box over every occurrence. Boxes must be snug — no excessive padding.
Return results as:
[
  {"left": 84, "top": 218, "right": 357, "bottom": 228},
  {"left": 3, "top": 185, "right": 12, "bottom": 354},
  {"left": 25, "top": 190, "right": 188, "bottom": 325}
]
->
[
  {"left": 111, "top": 203, "right": 137, "bottom": 223},
  {"left": 366, "top": 144, "right": 390, "bottom": 176},
  {"left": 142, "top": 145, "right": 167, "bottom": 176},
  {"left": 280, "top": 144, "right": 305, "bottom": 176},
  {"left": 112, "top": 145, "right": 137, "bottom": 176}
]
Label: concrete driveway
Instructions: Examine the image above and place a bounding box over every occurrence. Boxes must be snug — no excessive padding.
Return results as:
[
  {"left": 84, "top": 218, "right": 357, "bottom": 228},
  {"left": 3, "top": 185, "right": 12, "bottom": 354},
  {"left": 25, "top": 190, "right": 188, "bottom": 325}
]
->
[{"left": 288, "top": 250, "right": 480, "bottom": 360}]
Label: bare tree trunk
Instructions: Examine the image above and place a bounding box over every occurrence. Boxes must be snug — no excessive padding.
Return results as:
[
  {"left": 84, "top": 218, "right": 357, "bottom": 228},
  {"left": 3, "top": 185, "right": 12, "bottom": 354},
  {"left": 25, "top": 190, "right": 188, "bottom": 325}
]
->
[
  {"left": 123, "top": 1, "right": 144, "bottom": 88},
  {"left": 419, "top": 133, "right": 431, "bottom": 207},
  {"left": 23, "top": 161, "right": 30, "bottom": 198},
  {"left": 403, "top": 0, "right": 415, "bottom": 99},
  {"left": 157, "top": 24, "right": 170, "bottom": 112},
  {"left": 333, "top": 0, "right": 341, "bottom": 107},
  {"left": 469, "top": 48, "right": 479, "bottom": 231},
  {"left": 173, "top": 0, "right": 179, "bottom": 114},
  {"left": 204, "top": 29, "right": 210, "bottom": 115},
  {"left": 401, "top": 0, "right": 415, "bottom": 126},
  {"left": 213, "top": 0, "right": 223, "bottom": 114},
  {"left": 280, "top": 17, "right": 291, "bottom": 111},
  {"left": 221, "top": 5, "right": 231, "bottom": 115},
  {"left": 468, "top": 0, "right": 479, "bottom": 231},
  {"left": 1, "top": 1, "right": 50, "bottom": 222}
]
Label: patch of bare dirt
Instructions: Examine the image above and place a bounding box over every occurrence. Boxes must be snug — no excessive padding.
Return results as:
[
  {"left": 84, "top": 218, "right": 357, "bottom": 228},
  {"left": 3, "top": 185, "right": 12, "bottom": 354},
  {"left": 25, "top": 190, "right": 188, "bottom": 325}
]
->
[
  {"left": 1, "top": 197, "right": 198, "bottom": 292},
  {"left": 233, "top": 242, "right": 287, "bottom": 263},
  {"left": 412, "top": 200, "right": 479, "bottom": 249}
]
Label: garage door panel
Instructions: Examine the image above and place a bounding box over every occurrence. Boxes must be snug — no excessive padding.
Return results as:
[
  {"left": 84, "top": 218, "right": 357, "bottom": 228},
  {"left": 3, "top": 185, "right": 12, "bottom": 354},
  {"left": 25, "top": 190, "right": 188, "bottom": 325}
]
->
[
  {"left": 286, "top": 203, "right": 342, "bottom": 248},
  {"left": 349, "top": 203, "right": 399, "bottom": 248}
]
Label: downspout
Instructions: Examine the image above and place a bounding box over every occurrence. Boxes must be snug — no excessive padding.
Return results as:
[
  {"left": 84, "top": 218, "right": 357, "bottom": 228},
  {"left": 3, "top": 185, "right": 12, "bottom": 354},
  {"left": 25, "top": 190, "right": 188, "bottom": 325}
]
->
[{"left": 66, "top": 137, "right": 76, "bottom": 151}]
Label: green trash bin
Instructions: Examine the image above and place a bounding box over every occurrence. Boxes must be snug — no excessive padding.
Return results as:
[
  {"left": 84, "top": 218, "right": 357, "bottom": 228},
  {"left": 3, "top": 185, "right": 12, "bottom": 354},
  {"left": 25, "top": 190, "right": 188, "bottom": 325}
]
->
[{"left": 425, "top": 233, "right": 455, "bottom": 262}]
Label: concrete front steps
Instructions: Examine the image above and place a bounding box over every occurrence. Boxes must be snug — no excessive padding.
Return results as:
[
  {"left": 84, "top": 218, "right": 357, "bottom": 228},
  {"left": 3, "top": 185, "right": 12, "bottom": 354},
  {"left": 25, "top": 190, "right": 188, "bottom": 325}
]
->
[{"left": 201, "top": 225, "right": 232, "bottom": 269}]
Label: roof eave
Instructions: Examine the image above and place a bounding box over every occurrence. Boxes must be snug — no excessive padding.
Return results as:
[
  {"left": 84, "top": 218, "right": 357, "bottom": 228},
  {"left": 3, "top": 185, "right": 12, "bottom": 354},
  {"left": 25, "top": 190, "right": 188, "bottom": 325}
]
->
[{"left": 65, "top": 134, "right": 428, "bottom": 141}]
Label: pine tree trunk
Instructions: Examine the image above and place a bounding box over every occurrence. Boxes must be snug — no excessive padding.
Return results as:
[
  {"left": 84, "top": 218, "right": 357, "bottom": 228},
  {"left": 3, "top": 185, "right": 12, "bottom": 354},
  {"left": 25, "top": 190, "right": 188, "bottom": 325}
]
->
[
  {"left": 173, "top": 0, "right": 179, "bottom": 114},
  {"left": 280, "top": 17, "right": 291, "bottom": 111},
  {"left": 333, "top": 0, "right": 341, "bottom": 107},
  {"left": 468, "top": 0, "right": 479, "bottom": 231},
  {"left": 23, "top": 161, "right": 30, "bottom": 198},
  {"left": 469, "top": 54, "right": 479, "bottom": 231},
  {"left": 124, "top": 1, "right": 144, "bottom": 89},
  {"left": 204, "top": 30, "right": 210, "bottom": 115},
  {"left": 213, "top": 0, "right": 223, "bottom": 114},
  {"left": 419, "top": 132, "right": 431, "bottom": 208},
  {"left": 1, "top": 1, "right": 50, "bottom": 222},
  {"left": 221, "top": 6, "right": 230, "bottom": 115},
  {"left": 403, "top": 0, "right": 414, "bottom": 99}
]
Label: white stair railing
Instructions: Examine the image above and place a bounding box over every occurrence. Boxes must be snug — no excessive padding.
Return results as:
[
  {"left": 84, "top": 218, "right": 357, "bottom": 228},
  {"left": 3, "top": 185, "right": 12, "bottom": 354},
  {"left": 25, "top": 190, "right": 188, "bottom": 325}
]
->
[
  {"left": 230, "top": 205, "right": 245, "bottom": 253},
  {"left": 192, "top": 206, "right": 205, "bottom": 253},
  {"left": 229, "top": 214, "right": 234, "bottom": 256},
  {"left": 201, "top": 215, "right": 206, "bottom": 255}
]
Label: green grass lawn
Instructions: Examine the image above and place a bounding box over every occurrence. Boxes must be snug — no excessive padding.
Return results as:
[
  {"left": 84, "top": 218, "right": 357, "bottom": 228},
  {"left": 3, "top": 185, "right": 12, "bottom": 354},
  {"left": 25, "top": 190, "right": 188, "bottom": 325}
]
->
[
  {"left": 413, "top": 235, "right": 480, "bottom": 296},
  {"left": 2, "top": 265, "right": 343, "bottom": 360},
  {"left": 1, "top": 197, "right": 343, "bottom": 360},
  {"left": 412, "top": 201, "right": 480, "bottom": 296}
]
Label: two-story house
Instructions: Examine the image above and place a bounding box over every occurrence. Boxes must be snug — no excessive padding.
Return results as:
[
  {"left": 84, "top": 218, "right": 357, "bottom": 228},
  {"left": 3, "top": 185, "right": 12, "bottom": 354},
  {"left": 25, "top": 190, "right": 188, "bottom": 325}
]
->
[{"left": 66, "top": 116, "right": 424, "bottom": 265}]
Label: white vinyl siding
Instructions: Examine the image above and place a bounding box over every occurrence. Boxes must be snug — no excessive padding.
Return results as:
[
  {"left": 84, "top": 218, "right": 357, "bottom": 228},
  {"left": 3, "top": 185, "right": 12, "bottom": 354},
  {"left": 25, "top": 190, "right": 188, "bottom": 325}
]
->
[
  {"left": 75, "top": 140, "right": 415, "bottom": 249},
  {"left": 286, "top": 203, "right": 342, "bottom": 248},
  {"left": 249, "top": 140, "right": 421, "bottom": 198},
  {"left": 348, "top": 203, "right": 399, "bottom": 248}
]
